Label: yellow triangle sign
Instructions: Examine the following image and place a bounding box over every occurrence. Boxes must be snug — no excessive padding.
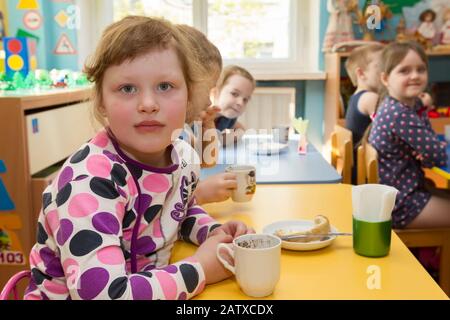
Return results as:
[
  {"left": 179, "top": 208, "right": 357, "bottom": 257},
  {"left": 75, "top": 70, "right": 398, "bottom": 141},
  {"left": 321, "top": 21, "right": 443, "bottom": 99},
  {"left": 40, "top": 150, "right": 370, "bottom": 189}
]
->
[{"left": 17, "top": 0, "right": 39, "bottom": 10}]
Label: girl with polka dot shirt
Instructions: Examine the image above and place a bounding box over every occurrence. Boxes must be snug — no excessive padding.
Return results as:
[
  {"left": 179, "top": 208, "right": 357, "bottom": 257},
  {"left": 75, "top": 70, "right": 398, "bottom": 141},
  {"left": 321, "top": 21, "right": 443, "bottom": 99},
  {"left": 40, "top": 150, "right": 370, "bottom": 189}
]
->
[
  {"left": 369, "top": 42, "right": 450, "bottom": 229},
  {"left": 24, "top": 16, "right": 253, "bottom": 300}
]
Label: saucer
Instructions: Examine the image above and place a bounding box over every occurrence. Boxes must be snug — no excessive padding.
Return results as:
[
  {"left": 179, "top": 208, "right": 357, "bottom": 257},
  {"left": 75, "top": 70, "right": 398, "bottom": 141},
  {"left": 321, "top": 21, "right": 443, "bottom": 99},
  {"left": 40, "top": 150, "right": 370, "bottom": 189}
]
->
[{"left": 262, "top": 219, "right": 338, "bottom": 251}]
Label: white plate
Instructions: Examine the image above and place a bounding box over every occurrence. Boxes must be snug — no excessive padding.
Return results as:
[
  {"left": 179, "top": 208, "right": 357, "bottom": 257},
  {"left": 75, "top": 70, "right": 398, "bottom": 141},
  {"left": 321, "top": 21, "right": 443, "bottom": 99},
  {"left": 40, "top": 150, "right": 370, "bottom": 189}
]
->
[
  {"left": 262, "top": 219, "right": 338, "bottom": 251},
  {"left": 250, "top": 142, "right": 289, "bottom": 155}
]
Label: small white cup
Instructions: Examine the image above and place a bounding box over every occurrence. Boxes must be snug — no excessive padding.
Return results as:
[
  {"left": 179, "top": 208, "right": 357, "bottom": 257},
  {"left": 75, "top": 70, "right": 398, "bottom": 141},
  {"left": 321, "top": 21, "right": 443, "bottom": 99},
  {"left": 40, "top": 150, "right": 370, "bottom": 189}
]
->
[
  {"left": 272, "top": 125, "right": 290, "bottom": 144},
  {"left": 216, "top": 233, "right": 281, "bottom": 297},
  {"left": 445, "top": 125, "right": 450, "bottom": 143},
  {"left": 225, "top": 165, "right": 256, "bottom": 202}
]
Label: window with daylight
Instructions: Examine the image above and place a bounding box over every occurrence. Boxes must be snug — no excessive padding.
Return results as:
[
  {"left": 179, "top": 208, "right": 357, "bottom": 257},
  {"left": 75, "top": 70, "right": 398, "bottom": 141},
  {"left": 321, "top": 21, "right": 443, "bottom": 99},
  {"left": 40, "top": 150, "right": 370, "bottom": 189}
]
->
[
  {"left": 113, "top": 0, "right": 193, "bottom": 25},
  {"left": 206, "top": 0, "right": 291, "bottom": 60},
  {"left": 103, "top": 0, "right": 320, "bottom": 75}
]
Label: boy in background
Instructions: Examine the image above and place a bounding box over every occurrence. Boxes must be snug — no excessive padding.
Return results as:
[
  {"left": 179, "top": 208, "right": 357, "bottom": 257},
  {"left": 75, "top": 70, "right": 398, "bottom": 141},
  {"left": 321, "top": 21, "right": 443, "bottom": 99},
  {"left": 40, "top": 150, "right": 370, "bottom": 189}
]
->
[{"left": 345, "top": 44, "right": 384, "bottom": 183}]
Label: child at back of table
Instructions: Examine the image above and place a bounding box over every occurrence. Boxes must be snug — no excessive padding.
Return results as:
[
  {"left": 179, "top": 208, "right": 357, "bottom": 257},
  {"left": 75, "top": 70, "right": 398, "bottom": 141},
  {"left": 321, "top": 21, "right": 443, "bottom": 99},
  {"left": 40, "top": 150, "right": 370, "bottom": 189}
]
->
[
  {"left": 213, "top": 65, "right": 256, "bottom": 133},
  {"left": 345, "top": 44, "right": 384, "bottom": 147},
  {"left": 368, "top": 41, "right": 450, "bottom": 229}
]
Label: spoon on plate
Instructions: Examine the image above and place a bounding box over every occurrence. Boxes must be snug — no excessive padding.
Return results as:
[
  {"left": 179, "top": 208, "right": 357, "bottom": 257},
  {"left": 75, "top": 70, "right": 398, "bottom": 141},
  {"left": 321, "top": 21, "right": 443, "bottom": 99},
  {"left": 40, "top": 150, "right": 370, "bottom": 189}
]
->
[{"left": 279, "top": 232, "right": 352, "bottom": 241}]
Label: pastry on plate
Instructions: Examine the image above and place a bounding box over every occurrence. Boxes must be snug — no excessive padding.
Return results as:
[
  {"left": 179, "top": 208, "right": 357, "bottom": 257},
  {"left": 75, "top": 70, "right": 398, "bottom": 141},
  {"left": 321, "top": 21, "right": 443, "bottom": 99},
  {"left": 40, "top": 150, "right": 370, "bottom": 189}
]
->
[{"left": 274, "top": 215, "right": 330, "bottom": 242}]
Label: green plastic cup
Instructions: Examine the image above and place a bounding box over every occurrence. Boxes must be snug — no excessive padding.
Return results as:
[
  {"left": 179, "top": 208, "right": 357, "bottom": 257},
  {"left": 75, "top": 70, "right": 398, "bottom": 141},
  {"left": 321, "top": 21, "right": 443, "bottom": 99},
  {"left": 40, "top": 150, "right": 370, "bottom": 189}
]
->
[{"left": 353, "top": 216, "right": 391, "bottom": 257}]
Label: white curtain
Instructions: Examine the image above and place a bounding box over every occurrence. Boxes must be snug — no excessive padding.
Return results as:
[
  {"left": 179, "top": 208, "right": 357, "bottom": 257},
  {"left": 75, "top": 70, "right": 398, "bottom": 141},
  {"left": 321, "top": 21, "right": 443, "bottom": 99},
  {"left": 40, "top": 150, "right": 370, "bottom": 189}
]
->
[{"left": 75, "top": 0, "right": 114, "bottom": 70}]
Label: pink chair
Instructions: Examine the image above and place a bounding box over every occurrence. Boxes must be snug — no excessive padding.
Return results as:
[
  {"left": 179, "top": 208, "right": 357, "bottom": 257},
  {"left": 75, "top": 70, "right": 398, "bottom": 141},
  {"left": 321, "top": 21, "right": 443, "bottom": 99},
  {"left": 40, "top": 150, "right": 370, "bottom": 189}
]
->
[{"left": 0, "top": 271, "right": 31, "bottom": 300}]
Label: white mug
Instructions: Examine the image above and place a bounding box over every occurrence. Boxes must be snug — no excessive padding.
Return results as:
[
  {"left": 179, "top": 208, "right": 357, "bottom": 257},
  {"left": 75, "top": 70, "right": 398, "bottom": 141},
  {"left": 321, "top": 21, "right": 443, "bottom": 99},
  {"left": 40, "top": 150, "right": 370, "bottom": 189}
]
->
[
  {"left": 225, "top": 165, "right": 256, "bottom": 202},
  {"left": 216, "top": 234, "right": 281, "bottom": 297},
  {"left": 272, "top": 125, "right": 289, "bottom": 144}
]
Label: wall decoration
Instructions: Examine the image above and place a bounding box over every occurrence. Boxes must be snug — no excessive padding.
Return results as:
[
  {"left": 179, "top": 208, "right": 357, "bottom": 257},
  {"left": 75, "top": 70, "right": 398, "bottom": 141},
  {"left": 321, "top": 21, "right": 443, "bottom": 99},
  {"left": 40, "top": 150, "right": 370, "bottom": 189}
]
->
[
  {"left": 17, "top": 0, "right": 39, "bottom": 10},
  {"left": 54, "top": 9, "right": 69, "bottom": 28},
  {"left": 0, "top": 161, "right": 25, "bottom": 265},
  {"left": 383, "top": 0, "right": 422, "bottom": 14},
  {"left": 0, "top": 161, "right": 14, "bottom": 211},
  {"left": 417, "top": 8, "right": 437, "bottom": 50},
  {"left": 53, "top": 5, "right": 79, "bottom": 29},
  {"left": 322, "top": 0, "right": 355, "bottom": 52},
  {"left": 16, "top": 28, "right": 40, "bottom": 42},
  {"left": 441, "top": 8, "right": 450, "bottom": 45},
  {"left": 23, "top": 10, "right": 42, "bottom": 31},
  {"left": 53, "top": 33, "right": 76, "bottom": 55},
  {"left": 3, "top": 37, "right": 38, "bottom": 78}
]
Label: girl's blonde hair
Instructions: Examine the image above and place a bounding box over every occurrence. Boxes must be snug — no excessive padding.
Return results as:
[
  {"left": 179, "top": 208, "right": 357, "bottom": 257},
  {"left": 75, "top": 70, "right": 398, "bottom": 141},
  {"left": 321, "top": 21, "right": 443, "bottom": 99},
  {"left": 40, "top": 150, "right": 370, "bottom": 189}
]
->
[
  {"left": 361, "top": 41, "right": 428, "bottom": 146},
  {"left": 177, "top": 24, "right": 222, "bottom": 75},
  {"left": 84, "top": 16, "right": 204, "bottom": 126},
  {"left": 215, "top": 65, "right": 256, "bottom": 93},
  {"left": 176, "top": 24, "right": 223, "bottom": 122},
  {"left": 345, "top": 43, "right": 384, "bottom": 86}
]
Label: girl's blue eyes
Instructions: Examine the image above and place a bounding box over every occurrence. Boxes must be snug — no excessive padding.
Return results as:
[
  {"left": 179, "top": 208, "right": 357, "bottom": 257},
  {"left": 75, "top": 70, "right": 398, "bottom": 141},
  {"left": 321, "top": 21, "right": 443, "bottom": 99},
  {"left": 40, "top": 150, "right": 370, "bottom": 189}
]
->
[
  {"left": 119, "top": 83, "right": 173, "bottom": 94},
  {"left": 120, "top": 85, "right": 137, "bottom": 94},
  {"left": 398, "top": 67, "right": 427, "bottom": 74},
  {"left": 158, "top": 82, "right": 173, "bottom": 91}
]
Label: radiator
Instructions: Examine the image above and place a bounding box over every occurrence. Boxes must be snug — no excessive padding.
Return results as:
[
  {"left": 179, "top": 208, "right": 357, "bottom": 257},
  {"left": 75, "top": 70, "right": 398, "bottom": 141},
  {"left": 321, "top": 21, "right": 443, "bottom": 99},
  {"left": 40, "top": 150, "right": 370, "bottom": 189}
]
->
[{"left": 238, "top": 87, "right": 296, "bottom": 131}]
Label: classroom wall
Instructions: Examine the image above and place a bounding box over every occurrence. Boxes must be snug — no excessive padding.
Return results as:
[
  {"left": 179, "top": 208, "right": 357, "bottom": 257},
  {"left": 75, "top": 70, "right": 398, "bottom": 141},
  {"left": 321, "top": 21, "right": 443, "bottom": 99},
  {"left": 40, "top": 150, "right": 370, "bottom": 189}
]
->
[{"left": 6, "top": 0, "right": 78, "bottom": 70}]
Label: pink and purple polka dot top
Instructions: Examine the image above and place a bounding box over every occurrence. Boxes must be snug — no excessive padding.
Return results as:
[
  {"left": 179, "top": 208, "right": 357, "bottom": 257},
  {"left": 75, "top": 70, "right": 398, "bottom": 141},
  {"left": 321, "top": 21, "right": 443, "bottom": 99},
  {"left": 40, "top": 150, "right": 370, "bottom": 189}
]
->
[{"left": 24, "top": 129, "right": 220, "bottom": 300}]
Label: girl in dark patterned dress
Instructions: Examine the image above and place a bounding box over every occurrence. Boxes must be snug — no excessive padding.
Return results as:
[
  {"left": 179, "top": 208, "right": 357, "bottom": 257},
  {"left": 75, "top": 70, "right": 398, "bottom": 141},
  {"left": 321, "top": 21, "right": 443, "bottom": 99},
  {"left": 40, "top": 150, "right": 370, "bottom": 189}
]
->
[{"left": 369, "top": 42, "right": 449, "bottom": 229}]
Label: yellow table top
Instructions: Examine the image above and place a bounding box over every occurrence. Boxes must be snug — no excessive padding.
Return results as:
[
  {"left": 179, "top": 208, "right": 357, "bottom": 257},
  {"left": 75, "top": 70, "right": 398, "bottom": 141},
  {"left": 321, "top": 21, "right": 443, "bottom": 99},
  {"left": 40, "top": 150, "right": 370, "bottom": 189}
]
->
[{"left": 171, "top": 184, "right": 448, "bottom": 300}]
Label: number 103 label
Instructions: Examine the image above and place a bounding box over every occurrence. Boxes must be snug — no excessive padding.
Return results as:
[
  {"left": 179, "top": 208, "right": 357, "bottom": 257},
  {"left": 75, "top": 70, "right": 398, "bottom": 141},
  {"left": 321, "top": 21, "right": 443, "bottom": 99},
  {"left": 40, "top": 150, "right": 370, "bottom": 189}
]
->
[{"left": 0, "top": 251, "right": 25, "bottom": 265}]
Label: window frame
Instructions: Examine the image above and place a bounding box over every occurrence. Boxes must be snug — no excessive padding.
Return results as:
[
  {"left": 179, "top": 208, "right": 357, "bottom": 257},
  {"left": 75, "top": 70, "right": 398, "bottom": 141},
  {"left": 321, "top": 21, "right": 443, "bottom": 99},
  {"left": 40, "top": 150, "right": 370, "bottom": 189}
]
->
[
  {"left": 77, "top": 0, "right": 321, "bottom": 78},
  {"left": 194, "top": 0, "right": 320, "bottom": 77}
]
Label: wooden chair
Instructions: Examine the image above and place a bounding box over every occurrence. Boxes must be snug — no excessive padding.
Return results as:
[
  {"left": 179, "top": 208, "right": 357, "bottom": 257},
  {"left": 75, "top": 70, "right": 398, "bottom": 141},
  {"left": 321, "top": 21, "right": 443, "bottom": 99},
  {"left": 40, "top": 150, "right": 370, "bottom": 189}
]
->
[
  {"left": 356, "top": 143, "right": 378, "bottom": 185},
  {"left": 357, "top": 143, "right": 450, "bottom": 296},
  {"left": 331, "top": 125, "right": 353, "bottom": 184}
]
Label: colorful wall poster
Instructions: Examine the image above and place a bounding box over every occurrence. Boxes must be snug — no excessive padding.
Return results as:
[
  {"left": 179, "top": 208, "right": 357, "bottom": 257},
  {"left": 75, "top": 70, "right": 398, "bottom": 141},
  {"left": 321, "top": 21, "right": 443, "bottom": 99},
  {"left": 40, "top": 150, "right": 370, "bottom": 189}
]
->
[{"left": 6, "top": 0, "right": 79, "bottom": 70}]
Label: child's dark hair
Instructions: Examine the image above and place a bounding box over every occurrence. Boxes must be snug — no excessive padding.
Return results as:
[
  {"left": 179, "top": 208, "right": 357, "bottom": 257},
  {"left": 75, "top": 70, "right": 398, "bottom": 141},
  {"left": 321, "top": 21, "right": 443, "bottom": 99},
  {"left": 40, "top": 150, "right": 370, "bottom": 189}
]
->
[
  {"left": 419, "top": 9, "right": 436, "bottom": 22},
  {"left": 361, "top": 41, "right": 428, "bottom": 146}
]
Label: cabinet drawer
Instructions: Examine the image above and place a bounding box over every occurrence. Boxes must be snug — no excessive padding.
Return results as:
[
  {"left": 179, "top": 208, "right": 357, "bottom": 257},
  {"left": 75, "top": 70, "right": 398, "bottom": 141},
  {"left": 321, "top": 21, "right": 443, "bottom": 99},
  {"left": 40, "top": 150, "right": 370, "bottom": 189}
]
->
[{"left": 26, "top": 102, "right": 96, "bottom": 175}]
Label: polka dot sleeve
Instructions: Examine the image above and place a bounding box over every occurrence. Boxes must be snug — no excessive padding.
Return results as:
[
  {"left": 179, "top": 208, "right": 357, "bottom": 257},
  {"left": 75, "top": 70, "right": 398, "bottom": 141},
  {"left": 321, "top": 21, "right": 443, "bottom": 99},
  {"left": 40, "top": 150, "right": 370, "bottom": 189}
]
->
[
  {"left": 392, "top": 111, "right": 447, "bottom": 168},
  {"left": 45, "top": 177, "right": 206, "bottom": 300},
  {"left": 179, "top": 201, "right": 221, "bottom": 245}
]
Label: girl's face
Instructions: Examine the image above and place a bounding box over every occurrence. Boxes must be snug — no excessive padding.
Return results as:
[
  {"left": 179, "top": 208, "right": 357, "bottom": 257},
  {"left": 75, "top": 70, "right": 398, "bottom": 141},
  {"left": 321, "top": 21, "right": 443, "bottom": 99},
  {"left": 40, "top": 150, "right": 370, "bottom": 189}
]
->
[
  {"left": 101, "top": 47, "right": 188, "bottom": 164},
  {"left": 216, "top": 74, "right": 255, "bottom": 119},
  {"left": 381, "top": 49, "right": 428, "bottom": 106}
]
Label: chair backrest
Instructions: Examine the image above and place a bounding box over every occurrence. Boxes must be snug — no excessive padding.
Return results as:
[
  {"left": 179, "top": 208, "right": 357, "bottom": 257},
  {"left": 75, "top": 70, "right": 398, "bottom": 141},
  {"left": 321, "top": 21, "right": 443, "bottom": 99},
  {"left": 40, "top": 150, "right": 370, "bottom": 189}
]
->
[
  {"left": 0, "top": 270, "right": 31, "bottom": 300},
  {"left": 357, "top": 143, "right": 379, "bottom": 184},
  {"left": 331, "top": 125, "right": 353, "bottom": 184}
]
